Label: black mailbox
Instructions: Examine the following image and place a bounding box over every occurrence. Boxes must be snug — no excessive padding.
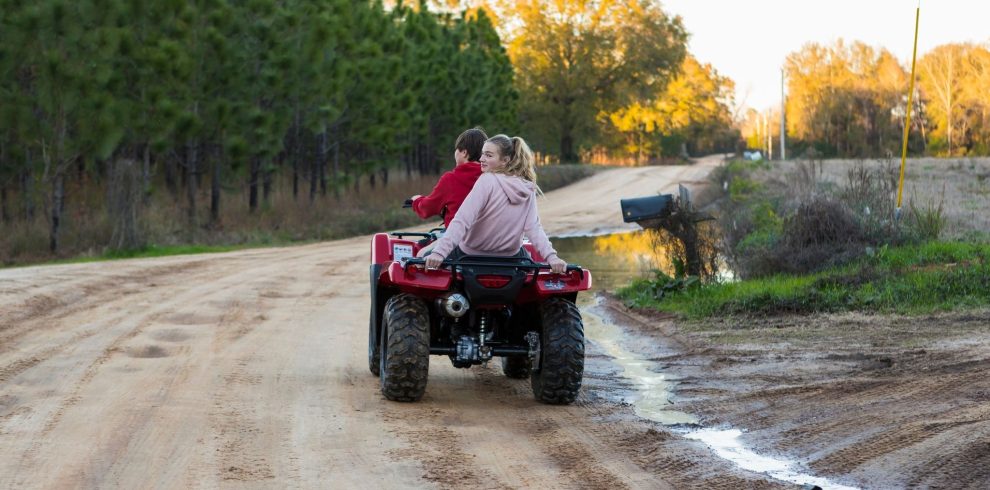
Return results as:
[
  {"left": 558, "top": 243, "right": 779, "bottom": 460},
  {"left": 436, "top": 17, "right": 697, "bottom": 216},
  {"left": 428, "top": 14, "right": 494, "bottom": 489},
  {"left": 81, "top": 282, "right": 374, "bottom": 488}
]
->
[{"left": 620, "top": 194, "right": 674, "bottom": 223}]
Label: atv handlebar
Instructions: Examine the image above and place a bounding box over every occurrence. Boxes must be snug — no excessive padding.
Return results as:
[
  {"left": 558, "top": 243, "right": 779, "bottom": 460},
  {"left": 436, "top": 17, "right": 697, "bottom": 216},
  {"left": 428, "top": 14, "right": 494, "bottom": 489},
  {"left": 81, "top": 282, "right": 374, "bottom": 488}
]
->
[{"left": 402, "top": 198, "right": 413, "bottom": 208}]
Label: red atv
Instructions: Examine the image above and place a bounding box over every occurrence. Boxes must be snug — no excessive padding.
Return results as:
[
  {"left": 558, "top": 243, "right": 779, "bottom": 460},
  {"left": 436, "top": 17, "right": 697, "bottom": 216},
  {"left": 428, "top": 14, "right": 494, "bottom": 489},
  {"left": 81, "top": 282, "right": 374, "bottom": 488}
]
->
[{"left": 368, "top": 220, "right": 592, "bottom": 404}]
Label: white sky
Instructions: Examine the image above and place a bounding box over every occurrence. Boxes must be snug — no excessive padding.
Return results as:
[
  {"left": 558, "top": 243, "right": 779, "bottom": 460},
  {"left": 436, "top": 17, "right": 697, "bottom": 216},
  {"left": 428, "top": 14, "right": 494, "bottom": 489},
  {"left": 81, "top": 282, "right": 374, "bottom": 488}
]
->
[{"left": 661, "top": 0, "right": 990, "bottom": 111}]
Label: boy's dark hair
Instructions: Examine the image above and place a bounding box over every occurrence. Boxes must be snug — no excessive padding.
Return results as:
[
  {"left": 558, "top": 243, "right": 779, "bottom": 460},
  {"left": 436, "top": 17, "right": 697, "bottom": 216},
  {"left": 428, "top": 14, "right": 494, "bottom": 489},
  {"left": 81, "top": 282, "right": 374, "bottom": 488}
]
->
[{"left": 455, "top": 127, "right": 488, "bottom": 162}]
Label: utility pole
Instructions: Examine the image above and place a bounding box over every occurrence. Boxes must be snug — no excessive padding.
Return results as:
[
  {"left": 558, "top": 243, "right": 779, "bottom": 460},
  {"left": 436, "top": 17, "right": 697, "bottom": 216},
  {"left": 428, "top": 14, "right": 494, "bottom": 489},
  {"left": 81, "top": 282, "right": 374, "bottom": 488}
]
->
[{"left": 780, "top": 68, "right": 786, "bottom": 160}]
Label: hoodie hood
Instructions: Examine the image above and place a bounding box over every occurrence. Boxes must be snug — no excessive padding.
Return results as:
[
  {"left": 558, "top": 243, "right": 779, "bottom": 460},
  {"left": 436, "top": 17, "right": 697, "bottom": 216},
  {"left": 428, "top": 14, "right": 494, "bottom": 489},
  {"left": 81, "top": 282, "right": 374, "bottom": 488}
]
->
[{"left": 490, "top": 173, "right": 535, "bottom": 205}]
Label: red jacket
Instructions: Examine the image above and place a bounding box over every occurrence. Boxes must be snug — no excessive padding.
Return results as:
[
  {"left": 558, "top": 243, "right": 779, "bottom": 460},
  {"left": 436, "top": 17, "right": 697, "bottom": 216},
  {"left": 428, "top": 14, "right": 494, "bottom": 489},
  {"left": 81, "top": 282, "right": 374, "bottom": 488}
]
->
[{"left": 412, "top": 162, "right": 483, "bottom": 228}]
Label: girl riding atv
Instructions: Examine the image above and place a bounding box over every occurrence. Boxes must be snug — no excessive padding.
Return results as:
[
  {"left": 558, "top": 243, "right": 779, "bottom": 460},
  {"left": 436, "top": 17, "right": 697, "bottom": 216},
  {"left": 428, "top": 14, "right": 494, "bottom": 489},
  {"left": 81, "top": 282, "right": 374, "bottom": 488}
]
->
[{"left": 424, "top": 135, "right": 568, "bottom": 274}]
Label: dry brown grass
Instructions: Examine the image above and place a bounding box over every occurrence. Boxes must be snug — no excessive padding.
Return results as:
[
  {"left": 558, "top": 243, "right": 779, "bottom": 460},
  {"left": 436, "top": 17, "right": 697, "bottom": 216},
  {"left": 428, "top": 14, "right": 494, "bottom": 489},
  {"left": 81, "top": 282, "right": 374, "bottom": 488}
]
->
[
  {"left": 780, "top": 157, "right": 990, "bottom": 239},
  {"left": 0, "top": 164, "right": 603, "bottom": 265}
]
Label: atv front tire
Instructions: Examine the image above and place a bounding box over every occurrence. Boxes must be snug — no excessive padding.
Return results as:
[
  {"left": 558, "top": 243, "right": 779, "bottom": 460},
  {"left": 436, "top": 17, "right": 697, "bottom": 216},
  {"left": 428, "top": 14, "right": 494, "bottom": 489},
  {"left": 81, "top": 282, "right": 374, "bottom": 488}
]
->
[
  {"left": 531, "top": 298, "right": 584, "bottom": 404},
  {"left": 380, "top": 294, "right": 430, "bottom": 402},
  {"left": 501, "top": 355, "right": 531, "bottom": 379}
]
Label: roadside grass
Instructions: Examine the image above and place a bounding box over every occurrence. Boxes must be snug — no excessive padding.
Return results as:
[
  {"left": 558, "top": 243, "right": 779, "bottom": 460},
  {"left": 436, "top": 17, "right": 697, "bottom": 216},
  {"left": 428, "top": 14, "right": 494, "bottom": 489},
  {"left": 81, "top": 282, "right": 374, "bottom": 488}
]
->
[{"left": 618, "top": 241, "right": 990, "bottom": 319}]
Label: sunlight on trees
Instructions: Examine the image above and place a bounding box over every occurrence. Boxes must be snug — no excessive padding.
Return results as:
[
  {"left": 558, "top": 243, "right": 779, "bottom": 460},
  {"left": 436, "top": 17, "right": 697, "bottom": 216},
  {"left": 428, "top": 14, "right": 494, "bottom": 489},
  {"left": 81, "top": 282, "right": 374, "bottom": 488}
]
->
[{"left": 499, "top": 0, "right": 688, "bottom": 162}]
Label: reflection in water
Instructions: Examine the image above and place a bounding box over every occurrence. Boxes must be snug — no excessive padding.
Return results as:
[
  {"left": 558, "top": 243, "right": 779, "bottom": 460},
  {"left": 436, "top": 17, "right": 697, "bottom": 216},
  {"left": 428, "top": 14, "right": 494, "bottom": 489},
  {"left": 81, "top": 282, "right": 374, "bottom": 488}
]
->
[{"left": 552, "top": 231, "right": 669, "bottom": 291}]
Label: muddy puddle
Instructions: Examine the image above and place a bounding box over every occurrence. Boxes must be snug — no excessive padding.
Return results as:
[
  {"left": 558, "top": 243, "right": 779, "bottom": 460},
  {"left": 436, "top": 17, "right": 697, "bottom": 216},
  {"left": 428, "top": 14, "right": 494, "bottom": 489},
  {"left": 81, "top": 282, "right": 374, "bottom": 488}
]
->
[{"left": 553, "top": 232, "right": 858, "bottom": 490}]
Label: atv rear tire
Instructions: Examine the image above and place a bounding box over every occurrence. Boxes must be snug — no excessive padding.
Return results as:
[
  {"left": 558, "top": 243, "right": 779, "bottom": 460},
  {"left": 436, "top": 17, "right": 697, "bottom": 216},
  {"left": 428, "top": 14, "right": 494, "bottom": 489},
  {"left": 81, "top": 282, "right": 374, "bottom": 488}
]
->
[
  {"left": 380, "top": 294, "right": 430, "bottom": 402},
  {"left": 501, "top": 355, "right": 531, "bottom": 379},
  {"left": 531, "top": 298, "right": 584, "bottom": 404}
]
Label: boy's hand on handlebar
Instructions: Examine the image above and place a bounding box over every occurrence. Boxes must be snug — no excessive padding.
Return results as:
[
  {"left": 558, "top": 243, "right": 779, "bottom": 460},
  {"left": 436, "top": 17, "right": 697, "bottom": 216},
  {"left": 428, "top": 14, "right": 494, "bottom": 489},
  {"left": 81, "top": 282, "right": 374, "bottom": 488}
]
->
[
  {"left": 425, "top": 253, "right": 443, "bottom": 270},
  {"left": 548, "top": 256, "right": 567, "bottom": 274}
]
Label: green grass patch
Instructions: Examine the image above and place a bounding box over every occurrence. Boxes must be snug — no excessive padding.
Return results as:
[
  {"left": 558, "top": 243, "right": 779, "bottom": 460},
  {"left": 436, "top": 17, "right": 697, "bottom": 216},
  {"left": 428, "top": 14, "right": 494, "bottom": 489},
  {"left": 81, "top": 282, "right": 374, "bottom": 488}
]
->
[
  {"left": 618, "top": 241, "right": 990, "bottom": 318},
  {"left": 99, "top": 244, "right": 246, "bottom": 260},
  {"left": 9, "top": 243, "right": 271, "bottom": 269}
]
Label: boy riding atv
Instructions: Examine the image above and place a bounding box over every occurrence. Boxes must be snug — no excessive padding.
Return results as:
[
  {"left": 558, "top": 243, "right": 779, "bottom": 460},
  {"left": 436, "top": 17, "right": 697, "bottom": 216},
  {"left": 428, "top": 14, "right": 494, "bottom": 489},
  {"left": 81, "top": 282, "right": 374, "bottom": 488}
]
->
[{"left": 409, "top": 127, "right": 487, "bottom": 229}]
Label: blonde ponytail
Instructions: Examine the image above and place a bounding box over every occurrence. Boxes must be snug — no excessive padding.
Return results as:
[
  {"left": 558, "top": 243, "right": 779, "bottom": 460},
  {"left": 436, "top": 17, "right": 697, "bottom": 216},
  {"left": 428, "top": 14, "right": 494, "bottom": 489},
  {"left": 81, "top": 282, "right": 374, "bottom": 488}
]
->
[
  {"left": 509, "top": 137, "right": 537, "bottom": 184},
  {"left": 487, "top": 134, "right": 539, "bottom": 187}
]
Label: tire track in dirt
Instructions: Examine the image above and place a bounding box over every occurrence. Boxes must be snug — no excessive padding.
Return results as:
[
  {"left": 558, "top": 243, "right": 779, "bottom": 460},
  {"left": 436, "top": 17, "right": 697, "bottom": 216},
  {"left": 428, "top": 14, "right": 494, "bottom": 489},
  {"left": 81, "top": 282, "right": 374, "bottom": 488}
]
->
[
  {"left": 3, "top": 244, "right": 349, "bottom": 487},
  {"left": 0, "top": 262, "right": 222, "bottom": 384},
  {"left": 629, "top": 302, "right": 990, "bottom": 489}
]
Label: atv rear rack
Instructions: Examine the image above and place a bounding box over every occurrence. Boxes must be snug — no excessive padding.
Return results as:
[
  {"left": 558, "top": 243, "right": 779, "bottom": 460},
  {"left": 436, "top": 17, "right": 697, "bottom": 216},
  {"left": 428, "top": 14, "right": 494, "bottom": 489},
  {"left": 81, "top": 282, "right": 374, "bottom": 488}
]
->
[{"left": 402, "top": 257, "right": 585, "bottom": 279}]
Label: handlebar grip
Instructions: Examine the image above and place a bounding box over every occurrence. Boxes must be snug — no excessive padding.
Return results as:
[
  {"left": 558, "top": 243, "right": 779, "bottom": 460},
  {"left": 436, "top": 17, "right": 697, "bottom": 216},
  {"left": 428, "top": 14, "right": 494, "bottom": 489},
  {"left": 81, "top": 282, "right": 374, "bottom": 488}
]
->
[{"left": 402, "top": 198, "right": 413, "bottom": 208}]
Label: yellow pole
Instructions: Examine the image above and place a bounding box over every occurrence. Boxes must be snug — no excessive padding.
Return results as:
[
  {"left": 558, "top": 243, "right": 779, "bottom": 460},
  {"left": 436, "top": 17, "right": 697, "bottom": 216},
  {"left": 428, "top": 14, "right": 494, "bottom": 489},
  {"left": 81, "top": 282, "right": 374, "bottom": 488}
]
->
[{"left": 896, "top": 4, "right": 921, "bottom": 221}]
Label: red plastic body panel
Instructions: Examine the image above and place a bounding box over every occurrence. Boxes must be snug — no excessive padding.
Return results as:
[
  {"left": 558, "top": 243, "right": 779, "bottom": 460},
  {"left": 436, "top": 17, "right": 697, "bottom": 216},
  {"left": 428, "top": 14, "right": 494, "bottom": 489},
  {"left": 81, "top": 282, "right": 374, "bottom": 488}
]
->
[
  {"left": 372, "top": 234, "right": 592, "bottom": 303},
  {"left": 372, "top": 233, "right": 422, "bottom": 266},
  {"left": 534, "top": 269, "right": 592, "bottom": 294},
  {"left": 371, "top": 233, "right": 392, "bottom": 265},
  {"left": 387, "top": 262, "right": 452, "bottom": 291}
]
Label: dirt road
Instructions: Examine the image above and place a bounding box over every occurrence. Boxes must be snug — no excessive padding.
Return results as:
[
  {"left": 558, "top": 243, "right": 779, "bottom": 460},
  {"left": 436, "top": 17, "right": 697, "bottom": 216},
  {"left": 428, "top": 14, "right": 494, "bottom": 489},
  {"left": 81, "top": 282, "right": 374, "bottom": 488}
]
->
[{"left": 2, "top": 158, "right": 789, "bottom": 489}]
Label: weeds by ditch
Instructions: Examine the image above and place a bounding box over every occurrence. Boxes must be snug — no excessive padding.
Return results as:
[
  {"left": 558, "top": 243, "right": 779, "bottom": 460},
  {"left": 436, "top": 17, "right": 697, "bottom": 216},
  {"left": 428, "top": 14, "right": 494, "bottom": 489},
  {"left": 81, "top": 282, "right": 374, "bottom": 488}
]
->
[
  {"left": 619, "top": 241, "right": 990, "bottom": 318},
  {"left": 620, "top": 157, "right": 990, "bottom": 318}
]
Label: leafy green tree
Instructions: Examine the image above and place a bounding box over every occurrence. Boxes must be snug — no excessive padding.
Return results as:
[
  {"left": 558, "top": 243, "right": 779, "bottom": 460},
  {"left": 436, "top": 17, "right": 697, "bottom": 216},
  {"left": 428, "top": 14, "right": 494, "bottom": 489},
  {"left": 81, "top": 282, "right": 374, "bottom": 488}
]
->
[
  {"left": 608, "top": 55, "right": 737, "bottom": 161},
  {"left": 503, "top": 0, "right": 687, "bottom": 161}
]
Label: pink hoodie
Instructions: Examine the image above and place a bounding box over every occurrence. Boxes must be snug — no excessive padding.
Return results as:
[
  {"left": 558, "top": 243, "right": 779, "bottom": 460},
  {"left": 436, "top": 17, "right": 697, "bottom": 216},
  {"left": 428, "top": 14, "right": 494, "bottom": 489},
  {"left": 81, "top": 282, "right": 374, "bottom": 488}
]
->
[{"left": 429, "top": 173, "right": 558, "bottom": 261}]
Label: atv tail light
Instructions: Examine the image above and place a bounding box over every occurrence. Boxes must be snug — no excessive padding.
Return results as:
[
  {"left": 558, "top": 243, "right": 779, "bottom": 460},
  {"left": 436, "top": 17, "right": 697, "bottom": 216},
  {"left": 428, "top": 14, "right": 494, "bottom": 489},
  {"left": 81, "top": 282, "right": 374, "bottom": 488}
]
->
[{"left": 476, "top": 275, "right": 512, "bottom": 288}]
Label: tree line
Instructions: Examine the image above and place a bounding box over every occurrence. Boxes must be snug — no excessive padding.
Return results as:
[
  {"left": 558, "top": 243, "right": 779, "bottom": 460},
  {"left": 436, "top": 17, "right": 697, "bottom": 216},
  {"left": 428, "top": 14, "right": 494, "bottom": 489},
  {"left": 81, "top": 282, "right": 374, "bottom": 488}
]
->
[
  {"left": 498, "top": 0, "right": 737, "bottom": 163},
  {"left": 781, "top": 39, "right": 990, "bottom": 158},
  {"left": 0, "top": 0, "right": 516, "bottom": 252}
]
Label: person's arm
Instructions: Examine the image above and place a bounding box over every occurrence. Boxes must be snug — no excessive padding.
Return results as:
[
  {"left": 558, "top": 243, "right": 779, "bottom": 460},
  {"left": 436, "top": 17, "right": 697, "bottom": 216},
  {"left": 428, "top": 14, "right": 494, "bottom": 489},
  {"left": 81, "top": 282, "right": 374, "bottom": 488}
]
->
[
  {"left": 427, "top": 175, "right": 492, "bottom": 262},
  {"left": 412, "top": 173, "right": 451, "bottom": 219},
  {"left": 523, "top": 198, "right": 567, "bottom": 273}
]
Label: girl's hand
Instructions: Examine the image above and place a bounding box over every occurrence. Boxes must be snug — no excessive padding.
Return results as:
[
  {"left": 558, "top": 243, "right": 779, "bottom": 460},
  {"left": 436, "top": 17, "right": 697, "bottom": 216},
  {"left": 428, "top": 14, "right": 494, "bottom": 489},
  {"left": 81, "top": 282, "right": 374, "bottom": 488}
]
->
[
  {"left": 548, "top": 256, "right": 567, "bottom": 274},
  {"left": 411, "top": 194, "right": 422, "bottom": 201},
  {"left": 425, "top": 253, "right": 443, "bottom": 270}
]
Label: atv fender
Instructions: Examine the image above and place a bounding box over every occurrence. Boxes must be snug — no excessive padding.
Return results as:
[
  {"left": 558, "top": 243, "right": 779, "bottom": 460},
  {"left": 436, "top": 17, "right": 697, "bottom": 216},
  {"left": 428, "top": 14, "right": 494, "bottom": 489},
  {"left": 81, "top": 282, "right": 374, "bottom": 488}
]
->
[{"left": 371, "top": 233, "right": 392, "bottom": 265}]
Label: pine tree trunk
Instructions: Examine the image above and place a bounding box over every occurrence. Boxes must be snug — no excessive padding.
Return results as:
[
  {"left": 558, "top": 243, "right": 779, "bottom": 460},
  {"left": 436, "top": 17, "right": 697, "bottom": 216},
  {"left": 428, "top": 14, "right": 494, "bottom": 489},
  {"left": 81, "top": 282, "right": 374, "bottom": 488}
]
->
[
  {"left": 292, "top": 111, "right": 300, "bottom": 200},
  {"left": 109, "top": 159, "right": 143, "bottom": 251},
  {"left": 319, "top": 131, "right": 328, "bottom": 197},
  {"left": 49, "top": 173, "right": 64, "bottom": 253},
  {"left": 0, "top": 142, "right": 7, "bottom": 223},
  {"left": 262, "top": 161, "right": 272, "bottom": 204},
  {"left": 186, "top": 140, "right": 198, "bottom": 226},
  {"left": 249, "top": 156, "right": 259, "bottom": 212},
  {"left": 309, "top": 137, "right": 318, "bottom": 202},
  {"left": 560, "top": 130, "right": 577, "bottom": 164},
  {"left": 292, "top": 157, "right": 299, "bottom": 200},
  {"left": 142, "top": 143, "right": 152, "bottom": 205},
  {"left": 22, "top": 151, "right": 35, "bottom": 220},
  {"left": 1, "top": 184, "right": 8, "bottom": 223},
  {"left": 210, "top": 156, "right": 221, "bottom": 225},
  {"left": 165, "top": 156, "right": 178, "bottom": 197},
  {"left": 332, "top": 128, "right": 340, "bottom": 200}
]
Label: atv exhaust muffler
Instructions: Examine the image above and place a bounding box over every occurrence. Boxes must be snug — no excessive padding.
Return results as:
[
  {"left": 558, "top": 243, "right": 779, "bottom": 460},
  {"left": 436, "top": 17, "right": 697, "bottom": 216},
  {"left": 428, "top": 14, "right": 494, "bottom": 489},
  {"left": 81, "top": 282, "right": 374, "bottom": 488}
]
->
[{"left": 440, "top": 293, "right": 469, "bottom": 318}]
